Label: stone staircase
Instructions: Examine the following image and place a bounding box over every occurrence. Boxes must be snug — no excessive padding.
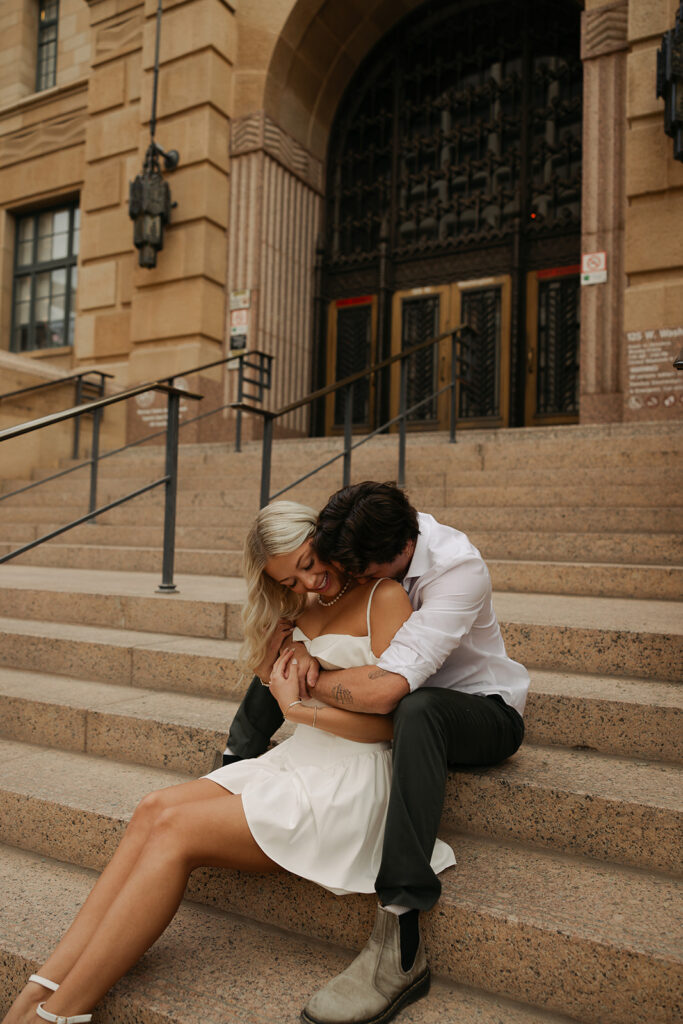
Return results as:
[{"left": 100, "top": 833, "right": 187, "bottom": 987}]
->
[{"left": 0, "top": 421, "right": 681, "bottom": 1024}]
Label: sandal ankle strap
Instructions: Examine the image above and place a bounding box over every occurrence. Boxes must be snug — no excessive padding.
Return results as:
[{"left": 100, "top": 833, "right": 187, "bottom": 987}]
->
[
  {"left": 29, "top": 976, "right": 59, "bottom": 993},
  {"left": 37, "top": 1002, "right": 92, "bottom": 1024}
]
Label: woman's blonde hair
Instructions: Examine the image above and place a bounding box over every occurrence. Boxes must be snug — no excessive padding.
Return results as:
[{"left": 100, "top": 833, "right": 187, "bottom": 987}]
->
[{"left": 241, "top": 500, "right": 318, "bottom": 670}]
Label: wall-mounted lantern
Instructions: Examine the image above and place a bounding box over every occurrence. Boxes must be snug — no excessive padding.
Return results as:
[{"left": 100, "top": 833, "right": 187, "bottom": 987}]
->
[
  {"left": 656, "top": 0, "right": 683, "bottom": 162},
  {"left": 128, "top": 0, "right": 179, "bottom": 267}
]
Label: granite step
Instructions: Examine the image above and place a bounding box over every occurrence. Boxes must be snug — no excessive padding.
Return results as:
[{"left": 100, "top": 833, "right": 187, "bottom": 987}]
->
[
  {"left": 1, "top": 500, "right": 679, "bottom": 537},
  {"left": 0, "top": 682, "right": 679, "bottom": 872},
  {"left": 4, "top": 520, "right": 679, "bottom": 565},
  {"left": 0, "top": 843, "right": 588, "bottom": 1024},
  {"left": 3, "top": 478, "right": 681, "bottom": 510},
  {"left": 0, "top": 585, "right": 680, "bottom": 682},
  {"left": 524, "top": 669, "right": 682, "bottom": 762},
  {"left": 0, "top": 744, "right": 678, "bottom": 1024},
  {"left": 4, "top": 541, "right": 680, "bottom": 599}
]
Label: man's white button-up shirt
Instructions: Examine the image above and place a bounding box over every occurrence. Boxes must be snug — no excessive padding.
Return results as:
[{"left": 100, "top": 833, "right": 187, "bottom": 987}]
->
[{"left": 376, "top": 513, "right": 530, "bottom": 715}]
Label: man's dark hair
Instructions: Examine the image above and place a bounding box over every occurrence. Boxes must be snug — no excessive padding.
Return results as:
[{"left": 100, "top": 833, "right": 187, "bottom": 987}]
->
[{"left": 314, "top": 481, "right": 419, "bottom": 575}]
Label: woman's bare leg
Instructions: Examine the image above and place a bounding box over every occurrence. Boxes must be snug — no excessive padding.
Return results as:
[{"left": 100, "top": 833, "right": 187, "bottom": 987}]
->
[
  {"left": 34, "top": 790, "right": 278, "bottom": 1021},
  {"left": 1, "top": 779, "right": 225, "bottom": 1024}
]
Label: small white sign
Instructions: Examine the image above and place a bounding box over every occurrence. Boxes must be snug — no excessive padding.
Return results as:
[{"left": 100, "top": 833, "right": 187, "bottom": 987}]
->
[
  {"left": 581, "top": 251, "right": 607, "bottom": 286},
  {"left": 230, "top": 289, "right": 251, "bottom": 311}
]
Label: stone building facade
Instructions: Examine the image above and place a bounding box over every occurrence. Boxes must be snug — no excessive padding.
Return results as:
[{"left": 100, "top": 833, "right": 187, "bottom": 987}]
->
[{"left": 0, "top": 0, "right": 681, "bottom": 449}]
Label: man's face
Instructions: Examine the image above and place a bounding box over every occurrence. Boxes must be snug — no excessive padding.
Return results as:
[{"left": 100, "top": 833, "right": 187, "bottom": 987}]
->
[{"left": 352, "top": 540, "right": 416, "bottom": 584}]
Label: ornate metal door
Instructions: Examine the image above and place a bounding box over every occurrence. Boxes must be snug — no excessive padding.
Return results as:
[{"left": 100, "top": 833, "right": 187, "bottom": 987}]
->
[{"left": 319, "top": 0, "right": 582, "bottom": 430}]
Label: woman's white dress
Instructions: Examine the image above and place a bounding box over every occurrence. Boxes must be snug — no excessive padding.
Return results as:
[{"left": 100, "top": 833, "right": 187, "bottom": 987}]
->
[{"left": 204, "top": 582, "right": 456, "bottom": 895}]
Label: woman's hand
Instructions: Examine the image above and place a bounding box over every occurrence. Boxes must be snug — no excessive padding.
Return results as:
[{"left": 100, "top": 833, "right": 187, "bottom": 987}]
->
[{"left": 268, "top": 648, "right": 301, "bottom": 713}]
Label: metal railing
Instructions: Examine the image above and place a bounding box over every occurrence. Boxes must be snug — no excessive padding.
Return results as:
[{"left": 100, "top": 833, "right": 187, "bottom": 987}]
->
[
  {"left": 0, "top": 382, "right": 200, "bottom": 590},
  {"left": 0, "top": 350, "right": 274, "bottom": 590},
  {"left": 230, "top": 325, "right": 473, "bottom": 508},
  {"left": 0, "top": 370, "right": 113, "bottom": 458}
]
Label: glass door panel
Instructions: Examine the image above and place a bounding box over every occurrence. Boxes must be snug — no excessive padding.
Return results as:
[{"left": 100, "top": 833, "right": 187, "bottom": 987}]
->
[
  {"left": 525, "top": 268, "right": 580, "bottom": 425},
  {"left": 452, "top": 276, "right": 512, "bottom": 428},
  {"left": 325, "top": 296, "right": 377, "bottom": 433}
]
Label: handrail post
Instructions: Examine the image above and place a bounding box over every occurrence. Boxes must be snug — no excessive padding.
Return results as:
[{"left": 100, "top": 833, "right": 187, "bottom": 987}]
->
[
  {"left": 235, "top": 354, "right": 244, "bottom": 453},
  {"left": 398, "top": 356, "right": 407, "bottom": 488},
  {"left": 73, "top": 374, "right": 83, "bottom": 458},
  {"left": 450, "top": 330, "right": 457, "bottom": 444},
  {"left": 343, "top": 384, "right": 353, "bottom": 486},
  {"left": 88, "top": 403, "right": 101, "bottom": 519},
  {"left": 260, "top": 416, "right": 273, "bottom": 508},
  {"left": 158, "top": 389, "right": 180, "bottom": 592}
]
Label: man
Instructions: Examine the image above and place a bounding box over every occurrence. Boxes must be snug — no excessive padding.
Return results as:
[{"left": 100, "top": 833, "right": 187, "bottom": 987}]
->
[{"left": 223, "top": 482, "right": 529, "bottom": 1024}]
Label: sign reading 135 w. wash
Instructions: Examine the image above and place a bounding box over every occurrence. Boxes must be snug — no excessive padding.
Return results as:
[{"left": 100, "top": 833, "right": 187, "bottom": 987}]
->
[
  {"left": 626, "top": 327, "right": 683, "bottom": 419},
  {"left": 581, "top": 251, "right": 607, "bottom": 285}
]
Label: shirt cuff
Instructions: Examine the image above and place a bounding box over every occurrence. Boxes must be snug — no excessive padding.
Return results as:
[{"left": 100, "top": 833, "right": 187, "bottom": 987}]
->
[{"left": 376, "top": 647, "right": 428, "bottom": 691}]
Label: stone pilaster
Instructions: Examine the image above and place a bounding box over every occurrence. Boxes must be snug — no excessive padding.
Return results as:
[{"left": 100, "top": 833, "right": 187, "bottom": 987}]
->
[
  {"left": 579, "top": 0, "right": 629, "bottom": 424},
  {"left": 227, "top": 111, "right": 322, "bottom": 437}
]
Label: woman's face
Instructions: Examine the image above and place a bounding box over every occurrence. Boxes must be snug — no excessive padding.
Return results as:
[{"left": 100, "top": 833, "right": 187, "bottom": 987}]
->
[{"left": 265, "top": 538, "right": 344, "bottom": 598}]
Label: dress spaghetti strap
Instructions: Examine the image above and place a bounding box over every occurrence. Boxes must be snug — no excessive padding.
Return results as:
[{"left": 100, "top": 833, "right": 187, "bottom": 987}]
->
[{"left": 365, "top": 578, "right": 390, "bottom": 644}]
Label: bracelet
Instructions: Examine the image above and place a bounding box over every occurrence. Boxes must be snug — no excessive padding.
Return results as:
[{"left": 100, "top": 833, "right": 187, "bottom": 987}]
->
[
  {"left": 259, "top": 677, "right": 270, "bottom": 688},
  {"left": 285, "top": 699, "right": 303, "bottom": 719}
]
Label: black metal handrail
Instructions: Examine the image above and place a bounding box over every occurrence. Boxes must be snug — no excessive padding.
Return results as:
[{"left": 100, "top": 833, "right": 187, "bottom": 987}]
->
[
  {"left": 0, "top": 369, "right": 113, "bottom": 403},
  {"left": 0, "top": 381, "right": 201, "bottom": 591},
  {"left": 230, "top": 325, "right": 473, "bottom": 507},
  {"left": 0, "top": 370, "right": 114, "bottom": 459}
]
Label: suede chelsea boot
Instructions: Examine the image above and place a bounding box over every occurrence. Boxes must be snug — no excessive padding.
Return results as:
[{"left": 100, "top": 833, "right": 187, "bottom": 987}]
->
[{"left": 301, "top": 906, "right": 430, "bottom": 1024}]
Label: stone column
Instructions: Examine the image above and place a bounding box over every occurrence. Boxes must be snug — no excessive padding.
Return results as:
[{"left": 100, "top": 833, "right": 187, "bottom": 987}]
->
[
  {"left": 579, "top": 0, "right": 629, "bottom": 424},
  {"left": 228, "top": 111, "right": 322, "bottom": 438}
]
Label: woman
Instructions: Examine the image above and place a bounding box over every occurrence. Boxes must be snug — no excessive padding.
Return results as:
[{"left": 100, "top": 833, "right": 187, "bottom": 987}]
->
[{"left": 3, "top": 501, "right": 454, "bottom": 1024}]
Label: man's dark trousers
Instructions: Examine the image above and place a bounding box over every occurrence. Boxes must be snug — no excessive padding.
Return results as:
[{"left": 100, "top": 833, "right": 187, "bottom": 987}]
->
[{"left": 226, "top": 679, "right": 524, "bottom": 909}]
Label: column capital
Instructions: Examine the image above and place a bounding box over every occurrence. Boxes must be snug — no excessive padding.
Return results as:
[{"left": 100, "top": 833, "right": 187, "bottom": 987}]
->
[{"left": 581, "top": 1, "right": 629, "bottom": 61}]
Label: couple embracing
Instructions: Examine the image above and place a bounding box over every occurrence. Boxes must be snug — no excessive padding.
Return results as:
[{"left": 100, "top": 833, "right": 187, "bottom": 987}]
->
[{"left": 4, "top": 481, "right": 528, "bottom": 1024}]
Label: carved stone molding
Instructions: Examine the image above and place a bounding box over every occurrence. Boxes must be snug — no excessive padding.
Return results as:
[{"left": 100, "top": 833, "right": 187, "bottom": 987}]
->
[
  {"left": 94, "top": 12, "right": 143, "bottom": 63},
  {"left": 0, "top": 111, "right": 87, "bottom": 169},
  {"left": 231, "top": 112, "right": 324, "bottom": 194},
  {"left": 581, "top": 1, "right": 628, "bottom": 60}
]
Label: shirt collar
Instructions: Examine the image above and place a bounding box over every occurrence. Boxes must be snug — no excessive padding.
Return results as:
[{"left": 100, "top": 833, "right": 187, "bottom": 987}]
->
[{"left": 403, "top": 516, "right": 432, "bottom": 582}]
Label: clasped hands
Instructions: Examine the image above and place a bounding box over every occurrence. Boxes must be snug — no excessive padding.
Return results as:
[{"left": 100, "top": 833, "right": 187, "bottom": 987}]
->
[{"left": 260, "top": 619, "right": 321, "bottom": 713}]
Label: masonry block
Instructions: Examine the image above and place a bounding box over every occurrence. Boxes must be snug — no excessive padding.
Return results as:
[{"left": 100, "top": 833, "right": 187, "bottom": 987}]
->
[
  {"left": 131, "top": 276, "right": 226, "bottom": 343},
  {"left": 79, "top": 207, "right": 133, "bottom": 262},
  {"left": 161, "top": 163, "right": 228, "bottom": 228},
  {"left": 625, "top": 192, "right": 683, "bottom": 273},
  {"left": 142, "top": 0, "right": 237, "bottom": 69},
  {"left": 85, "top": 105, "right": 140, "bottom": 162},
  {"left": 87, "top": 61, "right": 127, "bottom": 114},
  {"left": 0, "top": 146, "right": 84, "bottom": 207},
  {"left": 136, "top": 106, "right": 229, "bottom": 172},
  {"left": 627, "top": 45, "right": 664, "bottom": 120},
  {"left": 83, "top": 159, "right": 122, "bottom": 212},
  {"left": 624, "top": 279, "right": 683, "bottom": 331},
  {"left": 132, "top": 220, "right": 226, "bottom": 287},
  {"left": 79, "top": 261, "right": 119, "bottom": 310},
  {"left": 140, "top": 49, "right": 233, "bottom": 122},
  {"left": 628, "top": 0, "right": 679, "bottom": 43}
]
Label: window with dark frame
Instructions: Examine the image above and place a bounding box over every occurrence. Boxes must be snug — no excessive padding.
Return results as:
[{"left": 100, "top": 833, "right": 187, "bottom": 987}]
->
[
  {"left": 37, "top": 0, "right": 59, "bottom": 92},
  {"left": 12, "top": 203, "right": 80, "bottom": 353}
]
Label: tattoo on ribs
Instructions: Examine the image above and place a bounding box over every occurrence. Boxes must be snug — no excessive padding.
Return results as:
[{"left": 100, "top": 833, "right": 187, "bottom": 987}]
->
[
  {"left": 368, "top": 669, "right": 390, "bottom": 679},
  {"left": 332, "top": 684, "right": 353, "bottom": 706}
]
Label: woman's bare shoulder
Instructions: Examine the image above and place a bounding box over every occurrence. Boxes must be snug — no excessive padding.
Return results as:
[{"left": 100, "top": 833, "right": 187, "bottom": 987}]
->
[{"left": 369, "top": 578, "right": 412, "bottom": 612}]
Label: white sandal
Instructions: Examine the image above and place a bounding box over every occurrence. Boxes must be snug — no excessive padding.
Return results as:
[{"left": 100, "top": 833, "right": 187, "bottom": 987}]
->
[
  {"left": 36, "top": 1005, "right": 91, "bottom": 1024},
  {"left": 28, "top": 977, "right": 59, "bottom": 993}
]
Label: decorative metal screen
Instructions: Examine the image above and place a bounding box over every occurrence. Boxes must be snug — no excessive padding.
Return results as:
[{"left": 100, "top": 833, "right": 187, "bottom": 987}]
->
[
  {"left": 459, "top": 287, "right": 501, "bottom": 419},
  {"left": 334, "top": 304, "right": 373, "bottom": 426},
  {"left": 326, "top": 0, "right": 582, "bottom": 266},
  {"left": 536, "top": 276, "right": 579, "bottom": 415},
  {"left": 401, "top": 296, "right": 440, "bottom": 421}
]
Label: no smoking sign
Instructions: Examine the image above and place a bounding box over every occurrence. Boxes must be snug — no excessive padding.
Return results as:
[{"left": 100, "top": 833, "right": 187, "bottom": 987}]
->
[{"left": 581, "top": 251, "right": 607, "bottom": 286}]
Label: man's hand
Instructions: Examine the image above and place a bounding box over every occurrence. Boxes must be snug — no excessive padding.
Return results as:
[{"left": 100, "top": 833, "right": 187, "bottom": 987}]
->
[{"left": 279, "top": 639, "right": 320, "bottom": 700}]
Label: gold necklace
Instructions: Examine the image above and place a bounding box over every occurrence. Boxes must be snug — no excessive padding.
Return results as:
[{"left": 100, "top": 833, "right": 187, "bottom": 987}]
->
[{"left": 317, "top": 578, "right": 351, "bottom": 607}]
